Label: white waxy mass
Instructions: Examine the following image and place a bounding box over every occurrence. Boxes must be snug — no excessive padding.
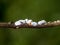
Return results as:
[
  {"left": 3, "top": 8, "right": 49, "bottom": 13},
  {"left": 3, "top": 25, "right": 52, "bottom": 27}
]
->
[
  {"left": 38, "top": 20, "right": 46, "bottom": 25},
  {"left": 31, "top": 22, "right": 37, "bottom": 26},
  {"left": 19, "top": 20, "right": 26, "bottom": 24},
  {"left": 14, "top": 19, "right": 47, "bottom": 26},
  {"left": 14, "top": 21, "right": 22, "bottom": 26},
  {"left": 25, "top": 19, "right": 28, "bottom": 23},
  {"left": 26, "top": 20, "right": 32, "bottom": 24}
]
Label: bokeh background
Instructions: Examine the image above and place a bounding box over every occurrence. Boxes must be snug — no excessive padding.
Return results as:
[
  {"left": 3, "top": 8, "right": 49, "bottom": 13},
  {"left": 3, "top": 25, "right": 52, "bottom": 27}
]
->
[{"left": 0, "top": 0, "right": 60, "bottom": 45}]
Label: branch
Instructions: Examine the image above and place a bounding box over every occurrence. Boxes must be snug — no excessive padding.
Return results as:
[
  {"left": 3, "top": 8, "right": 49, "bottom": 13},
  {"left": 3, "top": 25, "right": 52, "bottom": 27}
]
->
[{"left": 0, "top": 20, "right": 60, "bottom": 29}]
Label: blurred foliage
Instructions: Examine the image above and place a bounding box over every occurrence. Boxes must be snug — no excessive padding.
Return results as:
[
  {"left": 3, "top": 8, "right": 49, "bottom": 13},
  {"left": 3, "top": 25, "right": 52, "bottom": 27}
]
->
[{"left": 0, "top": 0, "right": 60, "bottom": 45}]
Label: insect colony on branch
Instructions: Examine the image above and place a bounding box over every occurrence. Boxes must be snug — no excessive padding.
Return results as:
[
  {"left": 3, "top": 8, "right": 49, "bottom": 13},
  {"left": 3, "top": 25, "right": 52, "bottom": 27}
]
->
[{"left": 14, "top": 19, "right": 46, "bottom": 26}]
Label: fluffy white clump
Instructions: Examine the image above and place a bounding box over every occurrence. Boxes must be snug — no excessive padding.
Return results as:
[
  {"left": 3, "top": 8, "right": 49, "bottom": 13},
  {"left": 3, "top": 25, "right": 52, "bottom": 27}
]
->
[
  {"left": 31, "top": 22, "right": 37, "bottom": 26},
  {"left": 15, "top": 20, "right": 26, "bottom": 26},
  {"left": 26, "top": 19, "right": 32, "bottom": 25},
  {"left": 25, "top": 19, "right": 37, "bottom": 26},
  {"left": 38, "top": 20, "right": 46, "bottom": 25},
  {"left": 14, "top": 19, "right": 46, "bottom": 26},
  {"left": 19, "top": 20, "right": 26, "bottom": 24},
  {"left": 25, "top": 19, "right": 28, "bottom": 22},
  {"left": 14, "top": 21, "right": 22, "bottom": 26},
  {"left": 14, "top": 19, "right": 32, "bottom": 26}
]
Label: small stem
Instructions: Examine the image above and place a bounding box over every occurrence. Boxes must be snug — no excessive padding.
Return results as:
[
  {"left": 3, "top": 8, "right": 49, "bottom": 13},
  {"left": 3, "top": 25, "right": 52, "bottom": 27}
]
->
[{"left": 0, "top": 21, "right": 60, "bottom": 29}]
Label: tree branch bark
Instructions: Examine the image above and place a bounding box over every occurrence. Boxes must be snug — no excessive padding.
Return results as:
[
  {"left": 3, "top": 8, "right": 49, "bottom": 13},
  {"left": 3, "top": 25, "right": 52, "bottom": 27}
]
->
[{"left": 0, "top": 21, "right": 60, "bottom": 29}]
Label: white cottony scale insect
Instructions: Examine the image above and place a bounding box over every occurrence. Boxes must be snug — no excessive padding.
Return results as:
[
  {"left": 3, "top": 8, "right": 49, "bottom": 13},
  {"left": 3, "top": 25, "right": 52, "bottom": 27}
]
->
[
  {"left": 38, "top": 20, "right": 46, "bottom": 25},
  {"left": 31, "top": 22, "right": 37, "bottom": 26},
  {"left": 26, "top": 20, "right": 32, "bottom": 25},
  {"left": 19, "top": 20, "right": 26, "bottom": 24},
  {"left": 25, "top": 19, "right": 28, "bottom": 22},
  {"left": 14, "top": 19, "right": 47, "bottom": 26},
  {"left": 14, "top": 21, "right": 22, "bottom": 26}
]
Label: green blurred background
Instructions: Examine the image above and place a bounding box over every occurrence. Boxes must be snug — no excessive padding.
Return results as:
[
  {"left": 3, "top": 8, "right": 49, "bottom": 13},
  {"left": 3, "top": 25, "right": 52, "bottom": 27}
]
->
[{"left": 0, "top": 0, "right": 60, "bottom": 45}]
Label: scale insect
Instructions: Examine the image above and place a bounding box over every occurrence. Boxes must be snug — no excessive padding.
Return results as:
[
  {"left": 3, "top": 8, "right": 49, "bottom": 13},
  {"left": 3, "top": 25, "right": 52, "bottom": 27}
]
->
[{"left": 14, "top": 19, "right": 47, "bottom": 27}]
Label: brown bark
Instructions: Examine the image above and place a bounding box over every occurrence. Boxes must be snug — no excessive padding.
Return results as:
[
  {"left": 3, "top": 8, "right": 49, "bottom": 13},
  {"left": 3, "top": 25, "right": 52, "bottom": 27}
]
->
[{"left": 0, "top": 21, "right": 60, "bottom": 29}]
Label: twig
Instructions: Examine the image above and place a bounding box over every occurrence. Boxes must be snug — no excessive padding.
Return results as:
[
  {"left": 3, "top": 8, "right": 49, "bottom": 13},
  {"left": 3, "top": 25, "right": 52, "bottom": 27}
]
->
[{"left": 0, "top": 20, "right": 60, "bottom": 29}]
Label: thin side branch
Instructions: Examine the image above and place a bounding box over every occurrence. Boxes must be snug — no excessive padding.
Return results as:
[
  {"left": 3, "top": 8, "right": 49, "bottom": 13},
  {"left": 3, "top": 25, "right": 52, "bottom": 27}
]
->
[{"left": 0, "top": 20, "right": 60, "bottom": 29}]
